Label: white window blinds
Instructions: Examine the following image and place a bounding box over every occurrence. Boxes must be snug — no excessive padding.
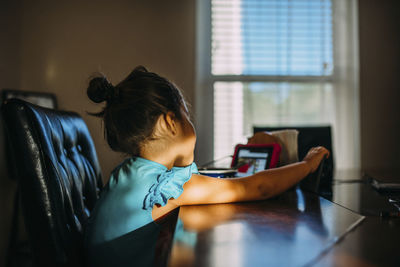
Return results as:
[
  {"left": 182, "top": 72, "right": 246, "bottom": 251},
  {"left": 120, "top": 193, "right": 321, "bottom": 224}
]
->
[{"left": 211, "top": 0, "right": 333, "bottom": 76}]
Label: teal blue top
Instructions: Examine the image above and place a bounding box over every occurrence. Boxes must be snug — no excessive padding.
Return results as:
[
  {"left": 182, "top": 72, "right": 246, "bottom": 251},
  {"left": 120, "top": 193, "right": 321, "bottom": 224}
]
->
[{"left": 85, "top": 157, "right": 198, "bottom": 246}]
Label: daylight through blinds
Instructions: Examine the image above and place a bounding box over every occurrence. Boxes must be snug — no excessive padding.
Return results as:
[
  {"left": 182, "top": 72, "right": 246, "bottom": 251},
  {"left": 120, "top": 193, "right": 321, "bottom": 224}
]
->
[{"left": 211, "top": 0, "right": 333, "bottom": 76}]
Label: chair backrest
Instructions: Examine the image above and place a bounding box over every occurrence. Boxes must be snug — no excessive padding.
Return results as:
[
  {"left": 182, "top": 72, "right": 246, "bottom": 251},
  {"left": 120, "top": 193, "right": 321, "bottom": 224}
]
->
[
  {"left": 254, "top": 125, "right": 334, "bottom": 192},
  {"left": 2, "top": 99, "right": 103, "bottom": 267}
]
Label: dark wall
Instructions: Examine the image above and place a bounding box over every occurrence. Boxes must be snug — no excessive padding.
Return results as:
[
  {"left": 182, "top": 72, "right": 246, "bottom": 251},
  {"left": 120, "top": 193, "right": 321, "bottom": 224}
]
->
[
  {"left": 359, "top": 0, "right": 400, "bottom": 172},
  {"left": 0, "top": 0, "right": 20, "bottom": 87},
  {"left": 0, "top": 0, "right": 21, "bottom": 265}
]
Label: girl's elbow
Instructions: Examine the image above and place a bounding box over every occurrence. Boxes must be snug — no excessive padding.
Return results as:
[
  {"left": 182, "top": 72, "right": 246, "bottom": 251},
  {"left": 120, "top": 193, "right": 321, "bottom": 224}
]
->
[
  {"left": 256, "top": 183, "right": 276, "bottom": 199},
  {"left": 242, "top": 180, "right": 275, "bottom": 201}
]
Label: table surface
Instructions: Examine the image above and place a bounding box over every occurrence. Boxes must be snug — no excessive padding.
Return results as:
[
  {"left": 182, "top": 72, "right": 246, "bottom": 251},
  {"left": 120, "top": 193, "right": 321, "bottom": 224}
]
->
[{"left": 166, "top": 170, "right": 400, "bottom": 267}]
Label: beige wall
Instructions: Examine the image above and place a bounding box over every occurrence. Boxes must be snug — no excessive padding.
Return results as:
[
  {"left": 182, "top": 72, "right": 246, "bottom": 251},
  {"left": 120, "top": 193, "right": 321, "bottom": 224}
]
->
[
  {"left": 18, "top": 0, "right": 195, "bottom": 178},
  {"left": 359, "top": 0, "right": 400, "bottom": 172}
]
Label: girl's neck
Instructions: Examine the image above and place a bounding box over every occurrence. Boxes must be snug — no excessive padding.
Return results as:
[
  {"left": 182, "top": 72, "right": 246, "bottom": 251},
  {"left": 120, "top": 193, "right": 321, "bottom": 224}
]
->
[
  {"left": 139, "top": 114, "right": 196, "bottom": 169},
  {"left": 140, "top": 142, "right": 193, "bottom": 170},
  {"left": 141, "top": 138, "right": 188, "bottom": 169},
  {"left": 140, "top": 149, "right": 175, "bottom": 170}
]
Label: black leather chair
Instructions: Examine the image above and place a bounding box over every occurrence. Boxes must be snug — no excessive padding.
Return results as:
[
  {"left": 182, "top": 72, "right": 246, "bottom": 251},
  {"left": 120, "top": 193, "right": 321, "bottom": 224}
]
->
[
  {"left": 254, "top": 126, "right": 334, "bottom": 193},
  {"left": 2, "top": 99, "right": 103, "bottom": 267}
]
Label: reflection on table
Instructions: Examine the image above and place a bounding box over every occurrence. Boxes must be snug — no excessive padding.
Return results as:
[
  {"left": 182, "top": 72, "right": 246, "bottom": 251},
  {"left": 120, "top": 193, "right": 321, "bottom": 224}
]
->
[{"left": 168, "top": 188, "right": 364, "bottom": 267}]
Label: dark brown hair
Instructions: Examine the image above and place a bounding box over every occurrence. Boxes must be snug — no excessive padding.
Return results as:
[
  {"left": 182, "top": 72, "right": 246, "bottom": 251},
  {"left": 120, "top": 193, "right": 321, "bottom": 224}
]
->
[{"left": 87, "top": 66, "right": 186, "bottom": 156}]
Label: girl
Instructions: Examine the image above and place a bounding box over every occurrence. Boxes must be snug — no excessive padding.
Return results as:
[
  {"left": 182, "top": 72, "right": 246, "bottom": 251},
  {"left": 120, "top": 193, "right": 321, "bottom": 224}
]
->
[{"left": 84, "top": 66, "right": 329, "bottom": 264}]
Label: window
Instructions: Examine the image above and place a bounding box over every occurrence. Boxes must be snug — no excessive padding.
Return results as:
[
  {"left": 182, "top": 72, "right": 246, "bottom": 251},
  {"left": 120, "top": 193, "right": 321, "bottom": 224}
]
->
[
  {"left": 211, "top": 0, "right": 333, "bottom": 76},
  {"left": 195, "top": 0, "right": 360, "bottom": 170}
]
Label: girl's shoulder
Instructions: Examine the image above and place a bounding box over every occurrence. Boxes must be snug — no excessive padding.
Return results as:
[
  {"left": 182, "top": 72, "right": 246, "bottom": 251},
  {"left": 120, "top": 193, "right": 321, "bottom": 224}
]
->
[
  {"left": 142, "top": 161, "right": 199, "bottom": 210},
  {"left": 114, "top": 157, "right": 199, "bottom": 177},
  {"left": 108, "top": 157, "right": 199, "bottom": 204}
]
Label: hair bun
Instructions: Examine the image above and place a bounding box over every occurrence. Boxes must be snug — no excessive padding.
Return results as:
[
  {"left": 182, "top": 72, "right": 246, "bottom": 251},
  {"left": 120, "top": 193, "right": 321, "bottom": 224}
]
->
[{"left": 87, "top": 76, "right": 115, "bottom": 103}]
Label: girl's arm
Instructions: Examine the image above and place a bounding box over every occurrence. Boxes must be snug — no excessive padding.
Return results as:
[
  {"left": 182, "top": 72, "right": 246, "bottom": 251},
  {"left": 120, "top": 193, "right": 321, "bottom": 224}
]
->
[
  {"left": 176, "top": 161, "right": 310, "bottom": 205},
  {"left": 152, "top": 146, "right": 328, "bottom": 219}
]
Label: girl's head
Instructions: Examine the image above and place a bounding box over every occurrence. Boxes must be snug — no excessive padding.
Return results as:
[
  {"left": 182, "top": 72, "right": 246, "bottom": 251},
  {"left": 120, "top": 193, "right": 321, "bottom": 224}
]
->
[{"left": 87, "top": 66, "right": 195, "bottom": 163}]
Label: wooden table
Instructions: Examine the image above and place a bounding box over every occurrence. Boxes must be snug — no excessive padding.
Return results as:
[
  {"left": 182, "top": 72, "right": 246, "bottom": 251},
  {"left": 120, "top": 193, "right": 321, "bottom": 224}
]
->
[{"left": 166, "top": 171, "right": 400, "bottom": 267}]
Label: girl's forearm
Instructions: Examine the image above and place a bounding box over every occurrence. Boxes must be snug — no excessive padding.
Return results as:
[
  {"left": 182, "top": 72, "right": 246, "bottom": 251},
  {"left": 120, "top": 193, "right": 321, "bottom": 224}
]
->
[
  {"left": 176, "top": 161, "right": 312, "bottom": 206},
  {"left": 168, "top": 147, "right": 327, "bottom": 209},
  {"left": 237, "top": 161, "right": 311, "bottom": 201}
]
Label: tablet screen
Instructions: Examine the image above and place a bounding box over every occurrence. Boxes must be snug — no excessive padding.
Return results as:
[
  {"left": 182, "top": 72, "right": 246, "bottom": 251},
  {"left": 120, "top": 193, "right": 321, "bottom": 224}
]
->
[{"left": 231, "top": 144, "right": 281, "bottom": 177}]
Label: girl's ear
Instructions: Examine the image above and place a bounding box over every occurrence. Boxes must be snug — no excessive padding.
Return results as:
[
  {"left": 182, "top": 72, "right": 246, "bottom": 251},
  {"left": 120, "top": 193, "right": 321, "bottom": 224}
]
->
[{"left": 162, "top": 112, "right": 178, "bottom": 136}]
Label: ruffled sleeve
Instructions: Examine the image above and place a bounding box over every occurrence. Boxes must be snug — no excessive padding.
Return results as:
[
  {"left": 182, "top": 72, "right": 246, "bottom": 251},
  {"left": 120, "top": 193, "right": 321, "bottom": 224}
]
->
[{"left": 142, "top": 162, "right": 198, "bottom": 210}]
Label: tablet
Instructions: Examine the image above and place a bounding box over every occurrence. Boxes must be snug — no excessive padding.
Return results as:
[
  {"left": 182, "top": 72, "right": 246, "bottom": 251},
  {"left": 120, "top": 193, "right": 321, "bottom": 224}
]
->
[{"left": 231, "top": 144, "right": 281, "bottom": 177}]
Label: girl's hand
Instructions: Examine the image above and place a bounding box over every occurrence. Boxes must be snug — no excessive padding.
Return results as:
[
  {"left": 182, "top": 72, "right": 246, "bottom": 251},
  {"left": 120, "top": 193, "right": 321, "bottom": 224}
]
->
[{"left": 302, "top": 146, "right": 330, "bottom": 173}]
